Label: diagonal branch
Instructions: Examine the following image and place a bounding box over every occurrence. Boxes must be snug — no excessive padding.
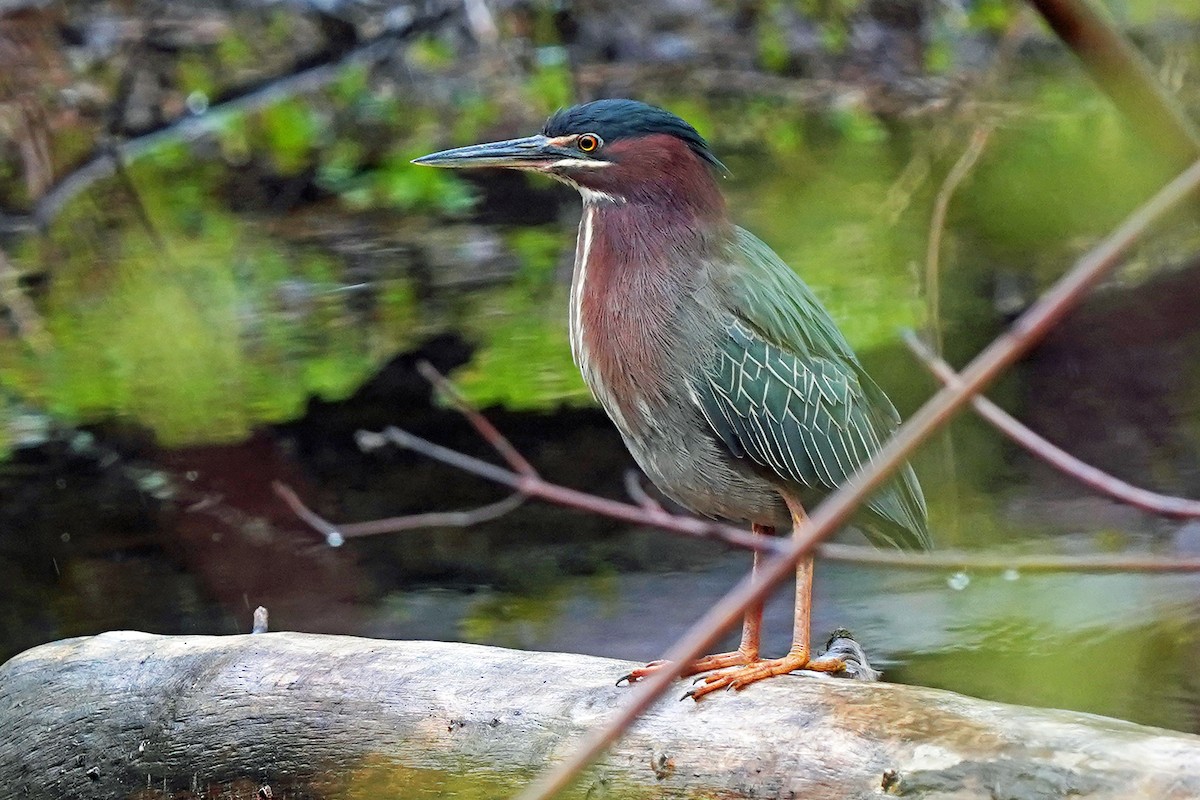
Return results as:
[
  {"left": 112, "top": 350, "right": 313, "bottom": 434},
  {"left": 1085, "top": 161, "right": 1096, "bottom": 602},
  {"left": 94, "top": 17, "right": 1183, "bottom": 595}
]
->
[
  {"left": 904, "top": 332, "right": 1200, "bottom": 520},
  {"left": 417, "top": 360, "right": 538, "bottom": 477},
  {"left": 513, "top": 159, "right": 1200, "bottom": 800},
  {"left": 926, "top": 124, "right": 993, "bottom": 353},
  {"left": 817, "top": 543, "right": 1200, "bottom": 574},
  {"left": 1026, "top": 0, "right": 1200, "bottom": 169},
  {"left": 0, "top": 10, "right": 453, "bottom": 236}
]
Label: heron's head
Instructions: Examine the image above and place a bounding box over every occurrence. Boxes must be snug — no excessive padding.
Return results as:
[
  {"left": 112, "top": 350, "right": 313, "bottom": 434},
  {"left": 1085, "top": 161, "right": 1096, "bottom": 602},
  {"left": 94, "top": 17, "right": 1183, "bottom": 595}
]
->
[{"left": 414, "top": 99, "right": 726, "bottom": 209}]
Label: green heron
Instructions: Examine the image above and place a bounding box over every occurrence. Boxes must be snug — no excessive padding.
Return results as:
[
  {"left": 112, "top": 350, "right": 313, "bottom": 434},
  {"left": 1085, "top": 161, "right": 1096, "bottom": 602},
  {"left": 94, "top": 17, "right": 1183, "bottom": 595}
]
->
[{"left": 415, "top": 99, "right": 930, "bottom": 698}]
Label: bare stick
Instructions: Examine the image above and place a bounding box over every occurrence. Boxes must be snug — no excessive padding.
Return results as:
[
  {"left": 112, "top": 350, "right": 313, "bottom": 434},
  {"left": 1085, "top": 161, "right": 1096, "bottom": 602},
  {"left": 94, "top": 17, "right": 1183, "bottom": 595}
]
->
[
  {"left": 273, "top": 480, "right": 526, "bottom": 546},
  {"left": 355, "top": 427, "right": 779, "bottom": 554},
  {"left": 514, "top": 160, "right": 1200, "bottom": 800},
  {"left": 904, "top": 332, "right": 1200, "bottom": 519},
  {"left": 0, "top": 11, "right": 454, "bottom": 236},
  {"left": 1026, "top": 0, "right": 1200, "bottom": 169},
  {"left": 109, "top": 145, "right": 169, "bottom": 254},
  {"left": 417, "top": 360, "right": 538, "bottom": 477},
  {"left": 330, "top": 424, "right": 1200, "bottom": 574},
  {"left": 0, "top": 246, "right": 49, "bottom": 353},
  {"left": 925, "top": 124, "right": 993, "bottom": 353},
  {"left": 817, "top": 543, "right": 1200, "bottom": 573}
]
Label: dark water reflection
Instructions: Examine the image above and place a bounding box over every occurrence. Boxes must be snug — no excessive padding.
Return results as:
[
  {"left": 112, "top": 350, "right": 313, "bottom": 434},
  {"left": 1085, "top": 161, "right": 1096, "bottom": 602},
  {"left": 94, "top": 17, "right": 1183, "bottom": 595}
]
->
[{"left": 3, "top": 389, "right": 1199, "bottom": 736}]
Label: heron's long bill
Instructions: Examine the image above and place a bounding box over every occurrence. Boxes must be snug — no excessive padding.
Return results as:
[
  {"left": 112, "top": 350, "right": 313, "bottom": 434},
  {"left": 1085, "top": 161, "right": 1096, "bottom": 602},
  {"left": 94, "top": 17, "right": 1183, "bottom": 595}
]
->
[{"left": 412, "top": 135, "right": 574, "bottom": 169}]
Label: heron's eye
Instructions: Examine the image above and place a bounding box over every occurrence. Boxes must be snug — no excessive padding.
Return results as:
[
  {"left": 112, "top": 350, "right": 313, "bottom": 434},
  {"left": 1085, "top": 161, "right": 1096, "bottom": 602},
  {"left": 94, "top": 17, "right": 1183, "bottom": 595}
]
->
[{"left": 577, "top": 134, "right": 601, "bottom": 153}]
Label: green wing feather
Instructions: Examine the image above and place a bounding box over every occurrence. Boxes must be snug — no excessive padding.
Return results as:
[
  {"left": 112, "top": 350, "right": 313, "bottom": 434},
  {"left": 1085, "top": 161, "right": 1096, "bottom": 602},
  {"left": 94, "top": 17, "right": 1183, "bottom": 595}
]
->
[{"left": 693, "top": 228, "right": 931, "bottom": 550}]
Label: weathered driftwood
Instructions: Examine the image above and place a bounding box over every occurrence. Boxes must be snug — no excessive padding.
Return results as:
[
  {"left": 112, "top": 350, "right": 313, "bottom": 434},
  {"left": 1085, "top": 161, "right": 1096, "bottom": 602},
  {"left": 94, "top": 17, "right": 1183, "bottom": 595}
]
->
[{"left": 2, "top": 632, "right": 1199, "bottom": 799}]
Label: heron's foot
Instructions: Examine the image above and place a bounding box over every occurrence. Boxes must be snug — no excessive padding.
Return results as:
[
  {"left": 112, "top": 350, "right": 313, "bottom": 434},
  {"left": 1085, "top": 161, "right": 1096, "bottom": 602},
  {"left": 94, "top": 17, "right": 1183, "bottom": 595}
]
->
[
  {"left": 683, "top": 651, "right": 846, "bottom": 700},
  {"left": 616, "top": 650, "right": 758, "bottom": 686}
]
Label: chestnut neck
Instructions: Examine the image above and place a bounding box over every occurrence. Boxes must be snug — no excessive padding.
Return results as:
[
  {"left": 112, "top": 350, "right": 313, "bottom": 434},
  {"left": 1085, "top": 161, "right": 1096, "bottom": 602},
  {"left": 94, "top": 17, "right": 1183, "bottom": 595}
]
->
[{"left": 577, "top": 134, "right": 728, "bottom": 225}]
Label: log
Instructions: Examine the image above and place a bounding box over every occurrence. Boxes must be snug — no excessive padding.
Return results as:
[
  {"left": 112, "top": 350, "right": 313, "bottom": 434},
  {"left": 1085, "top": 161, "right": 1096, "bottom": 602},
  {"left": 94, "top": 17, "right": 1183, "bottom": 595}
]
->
[{"left": 2, "top": 632, "right": 1199, "bottom": 799}]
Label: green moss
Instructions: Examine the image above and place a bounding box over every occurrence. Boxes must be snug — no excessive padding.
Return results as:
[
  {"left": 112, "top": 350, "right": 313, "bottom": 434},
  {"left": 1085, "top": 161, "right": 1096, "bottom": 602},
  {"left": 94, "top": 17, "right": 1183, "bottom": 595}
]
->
[
  {"left": 10, "top": 185, "right": 414, "bottom": 445},
  {"left": 525, "top": 61, "right": 574, "bottom": 116},
  {"left": 256, "top": 98, "right": 323, "bottom": 174},
  {"left": 408, "top": 35, "right": 457, "bottom": 71},
  {"left": 757, "top": 20, "right": 791, "bottom": 74},
  {"left": 958, "top": 78, "right": 1171, "bottom": 267},
  {"left": 176, "top": 53, "right": 217, "bottom": 97},
  {"left": 451, "top": 285, "right": 588, "bottom": 410},
  {"left": 330, "top": 757, "right": 682, "bottom": 800}
]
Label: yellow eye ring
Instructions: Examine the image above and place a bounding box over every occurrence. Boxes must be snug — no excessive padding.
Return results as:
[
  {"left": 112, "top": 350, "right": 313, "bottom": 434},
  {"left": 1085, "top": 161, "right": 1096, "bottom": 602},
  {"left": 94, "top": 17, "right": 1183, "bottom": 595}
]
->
[{"left": 578, "top": 134, "right": 600, "bottom": 153}]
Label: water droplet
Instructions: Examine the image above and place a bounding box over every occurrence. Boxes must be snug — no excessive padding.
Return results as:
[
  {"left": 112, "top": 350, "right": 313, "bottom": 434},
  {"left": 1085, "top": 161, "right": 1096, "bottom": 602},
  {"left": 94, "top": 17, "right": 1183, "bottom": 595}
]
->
[
  {"left": 1002, "top": 568, "right": 1020, "bottom": 581},
  {"left": 186, "top": 90, "right": 209, "bottom": 115},
  {"left": 947, "top": 571, "right": 970, "bottom": 591}
]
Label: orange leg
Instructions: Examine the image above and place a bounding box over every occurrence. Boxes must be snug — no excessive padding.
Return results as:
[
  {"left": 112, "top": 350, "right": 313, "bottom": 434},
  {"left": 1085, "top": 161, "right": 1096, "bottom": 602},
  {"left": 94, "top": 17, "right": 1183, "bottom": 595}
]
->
[
  {"left": 687, "top": 499, "right": 845, "bottom": 699},
  {"left": 617, "top": 523, "right": 769, "bottom": 685}
]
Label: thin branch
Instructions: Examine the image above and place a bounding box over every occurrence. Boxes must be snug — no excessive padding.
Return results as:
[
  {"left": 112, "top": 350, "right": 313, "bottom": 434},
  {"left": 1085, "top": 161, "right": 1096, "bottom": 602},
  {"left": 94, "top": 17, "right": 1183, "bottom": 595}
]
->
[
  {"left": 514, "top": 160, "right": 1200, "bottom": 800},
  {"left": 355, "top": 427, "right": 780, "bottom": 554},
  {"left": 0, "top": 11, "right": 453, "bottom": 235},
  {"left": 109, "top": 145, "right": 169, "bottom": 254},
  {"left": 903, "top": 332, "right": 1200, "bottom": 520},
  {"left": 816, "top": 543, "right": 1200, "bottom": 573},
  {"left": 0, "top": 246, "right": 49, "bottom": 354},
  {"left": 275, "top": 363, "right": 1200, "bottom": 571},
  {"left": 273, "top": 481, "right": 345, "bottom": 544},
  {"left": 417, "top": 360, "right": 538, "bottom": 478},
  {"left": 273, "top": 480, "right": 526, "bottom": 547},
  {"left": 334, "top": 494, "right": 526, "bottom": 538},
  {"left": 925, "top": 124, "right": 993, "bottom": 353},
  {"left": 1026, "top": 0, "right": 1200, "bottom": 169}
]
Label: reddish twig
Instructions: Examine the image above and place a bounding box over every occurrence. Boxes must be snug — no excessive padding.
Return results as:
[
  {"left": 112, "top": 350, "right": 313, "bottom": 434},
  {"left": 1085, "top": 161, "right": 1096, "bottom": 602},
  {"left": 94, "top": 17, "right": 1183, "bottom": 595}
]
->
[
  {"left": 355, "top": 427, "right": 779, "bottom": 554},
  {"left": 926, "top": 124, "right": 993, "bottom": 353},
  {"left": 273, "top": 480, "right": 526, "bottom": 546},
  {"left": 817, "top": 543, "right": 1200, "bottom": 573},
  {"left": 515, "top": 160, "right": 1200, "bottom": 800},
  {"left": 417, "top": 360, "right": 538, "bottom": 477},
  {"left": 905, "top": 332, "right": 1200, "bottom": 520}
]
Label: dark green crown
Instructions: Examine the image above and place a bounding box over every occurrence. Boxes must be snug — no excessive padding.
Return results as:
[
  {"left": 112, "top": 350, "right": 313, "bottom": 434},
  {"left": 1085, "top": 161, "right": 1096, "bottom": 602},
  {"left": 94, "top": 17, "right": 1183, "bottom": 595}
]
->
[{"left": 544, "top": 99, "right": 726, "bottom": 172}]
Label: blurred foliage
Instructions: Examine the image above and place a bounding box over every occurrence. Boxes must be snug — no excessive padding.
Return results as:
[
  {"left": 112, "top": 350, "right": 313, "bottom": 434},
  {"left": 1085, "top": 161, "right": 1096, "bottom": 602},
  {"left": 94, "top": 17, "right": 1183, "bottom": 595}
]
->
[
  {"left": 460, "top": 587, "right": 568, "bottom": 645},
  {"left": 1, "top": 15, "right": 1195, "bottom": 466},
  {"left": 447, "top": 226, "right": 591, "bottom": 409},
  {"left": 451, "top": 285, "right": 590, "bottom": 409},
  {"left": 0, "top": 139, "right": 418, "bottom": 445}
]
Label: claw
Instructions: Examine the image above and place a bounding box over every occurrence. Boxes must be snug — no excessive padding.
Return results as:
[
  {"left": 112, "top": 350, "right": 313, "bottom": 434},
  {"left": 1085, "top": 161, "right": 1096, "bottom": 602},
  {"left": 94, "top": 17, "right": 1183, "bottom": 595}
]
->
[{"left": 615, "top": 673, "right": 633, "bottom": 687}]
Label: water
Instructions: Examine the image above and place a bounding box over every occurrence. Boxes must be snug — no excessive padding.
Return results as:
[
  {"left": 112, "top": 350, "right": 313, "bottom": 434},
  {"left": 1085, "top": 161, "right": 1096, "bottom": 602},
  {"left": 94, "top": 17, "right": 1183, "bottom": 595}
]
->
[{"left": 2, "top": 54, "right": 1200, "bottom": 738}]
